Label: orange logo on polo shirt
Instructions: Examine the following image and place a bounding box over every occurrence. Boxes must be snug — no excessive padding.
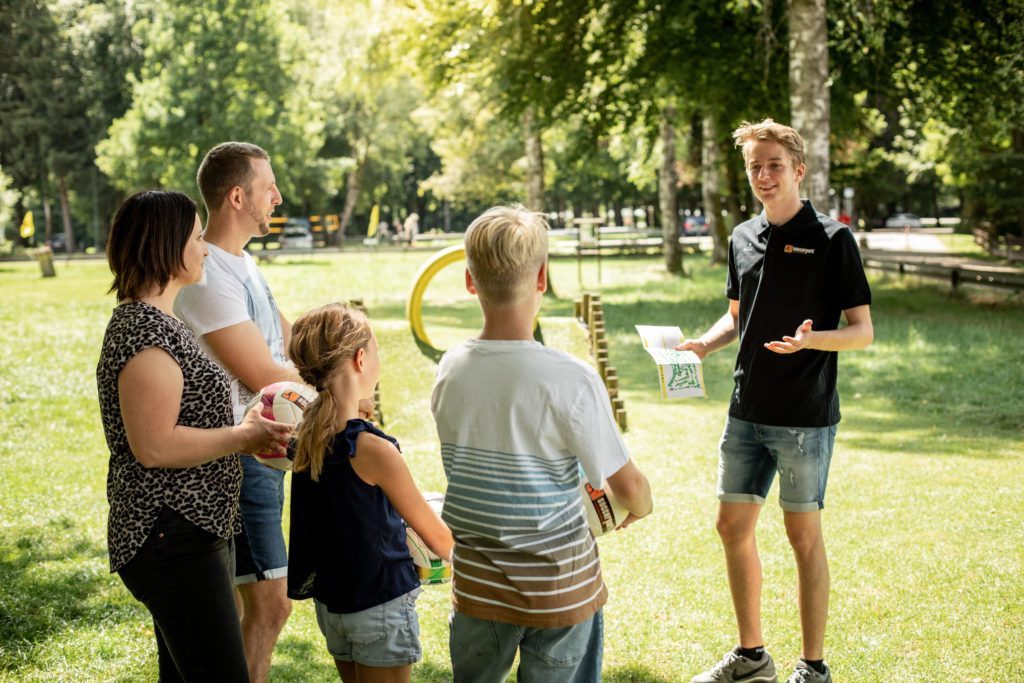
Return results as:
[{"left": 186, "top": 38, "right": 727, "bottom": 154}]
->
[{"left": 784, "top": 244, "right": 815, "bottom": 255}]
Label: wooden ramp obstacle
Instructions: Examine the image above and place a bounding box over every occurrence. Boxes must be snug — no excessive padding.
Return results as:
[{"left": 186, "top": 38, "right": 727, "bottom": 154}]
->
[
  {"left": 542, "top": 293, "right": 627, "bottom": 432},
  {"left": 577, "top": 293, "right": 627, "bottom": 432}
]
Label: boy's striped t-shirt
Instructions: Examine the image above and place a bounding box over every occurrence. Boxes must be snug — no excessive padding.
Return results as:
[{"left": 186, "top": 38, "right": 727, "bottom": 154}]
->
[{"left": 432, "top": 339, "right": 630, "bottom": 628}]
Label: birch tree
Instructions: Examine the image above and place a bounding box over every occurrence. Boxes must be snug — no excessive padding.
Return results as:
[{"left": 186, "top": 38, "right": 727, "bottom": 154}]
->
[
  {"left": 788, "top": 0, "right": 831, "bottom": 212},
  {"left": 658, "top": 106, "right": 681, "bottom": 274},
  {"left": 702, "top": 115, "right": 728, "bottom": 265}
]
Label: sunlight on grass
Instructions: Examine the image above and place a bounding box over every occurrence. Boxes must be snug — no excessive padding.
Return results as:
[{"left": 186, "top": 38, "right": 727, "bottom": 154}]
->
[{"left": 1, "top": 253, "right": 1022, "bottom": 681}]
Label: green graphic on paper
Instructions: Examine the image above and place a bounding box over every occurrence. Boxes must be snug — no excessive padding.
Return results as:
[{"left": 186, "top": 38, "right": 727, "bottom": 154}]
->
[
  {"left": 635, "top": 324, "right": 706, "bottom": 399},
  {"left": 666, "top": 358, "right": 702, "bottom": 390}
]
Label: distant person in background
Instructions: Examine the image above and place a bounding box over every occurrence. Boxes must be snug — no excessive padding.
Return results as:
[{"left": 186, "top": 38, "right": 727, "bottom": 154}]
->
[
  {"left": 403, "top": 212, "right": 419, "bottom": 247},
  {"left": 377, "top": 219, "right": 390, "bottom": 242},
  {"left": 97, "top": 189, "right": 291, "bottom": 681},
  {"left": 680, "top": 119, "right": 873, "bottom": 683},
  {"left": 174, "top": 142, "right": 299, "bottom": 683}
]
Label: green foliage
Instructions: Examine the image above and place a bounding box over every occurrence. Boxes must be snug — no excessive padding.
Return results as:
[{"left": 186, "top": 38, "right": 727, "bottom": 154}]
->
[
  {"left": 417, "top": 88, "right": 526, "bottom": 207},
  {"left": 4, "top": 0, "right": 1024, "bottom": 243},
  {"left": 0, "top": 0, "right": 141, "bottom": 249},
  {"left": 0, "top": 0, "right": 67, "bottom": 191},
  {"left": 95, "top": 0, "right": 325, "bottom": 210},
  {"left": 828, "top": 0, "right": 1024, "bottom": 230},
  {"left": 292, "top": 0, "right": 439, "bottom": 223}
]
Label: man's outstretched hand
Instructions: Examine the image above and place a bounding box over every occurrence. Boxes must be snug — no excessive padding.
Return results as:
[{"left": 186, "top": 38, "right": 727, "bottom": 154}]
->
[{"left": 764, "top": 319, "right": 814, "bottom": 354}]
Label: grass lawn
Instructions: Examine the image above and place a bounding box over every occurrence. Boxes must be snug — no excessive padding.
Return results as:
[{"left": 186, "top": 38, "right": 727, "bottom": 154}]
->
[{"left": 1, "top": 251, "right": 1022, "bottom": 682}]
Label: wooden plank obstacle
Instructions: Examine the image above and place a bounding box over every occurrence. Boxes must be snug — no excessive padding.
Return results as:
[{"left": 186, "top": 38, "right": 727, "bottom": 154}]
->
[{"left": 576, "top": 292, "right": 628, "bottom": 432}]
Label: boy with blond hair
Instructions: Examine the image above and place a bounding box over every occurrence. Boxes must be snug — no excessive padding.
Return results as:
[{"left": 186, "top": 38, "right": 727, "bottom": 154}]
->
[
  {"left": 679, "top": 119, "right": 872, "bottom": 683},
  {"left": 431, "top": 205, "right": 653, "bottom": 682}
]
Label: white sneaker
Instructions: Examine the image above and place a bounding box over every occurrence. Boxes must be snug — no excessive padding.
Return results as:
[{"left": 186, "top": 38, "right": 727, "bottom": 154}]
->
[
  {"left": 691, "top": 647, "right": 778, "bottom": 683},
  {"left": 785, "top": 661, "right": 831, "bottom": 683}
]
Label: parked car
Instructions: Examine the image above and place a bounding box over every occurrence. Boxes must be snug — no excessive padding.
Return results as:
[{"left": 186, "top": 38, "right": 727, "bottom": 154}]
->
[
  {"left": 47, "top": 232, "right": 69, "bottom": 252},
  {"left": 885, "top": 213, "right": 923, "bottom": 229},
  {"left": 280, "top": 224, "right": 313, "bottom": 250},
  {"left": 682, "top": 215, "right": 708, "bottom": 236}
]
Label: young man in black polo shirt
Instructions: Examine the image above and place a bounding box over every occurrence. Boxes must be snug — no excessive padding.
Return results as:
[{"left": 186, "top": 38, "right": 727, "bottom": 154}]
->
[{"left": 680, "top": 119, "right": 873, "bottom": 683}]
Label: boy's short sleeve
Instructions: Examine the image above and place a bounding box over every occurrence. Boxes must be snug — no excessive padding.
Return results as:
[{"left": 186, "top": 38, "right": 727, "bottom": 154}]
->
[
  {"left": 829, "top": 228, "right": 872, "bottom": 310},
  {"left": 564, "top": 369, "right": 630, "bottom": 485},
  {"left": 725, "top": 236, "right": 739, "bottom": 300}
]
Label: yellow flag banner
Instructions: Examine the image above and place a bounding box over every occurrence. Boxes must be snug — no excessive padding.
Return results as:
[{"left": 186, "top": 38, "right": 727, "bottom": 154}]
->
[
  {"left": 19, "top": 211, "right": 35, "bottom": 239},
  {"left": 367, "top": 204, "right": 380, "bottom": 238}
]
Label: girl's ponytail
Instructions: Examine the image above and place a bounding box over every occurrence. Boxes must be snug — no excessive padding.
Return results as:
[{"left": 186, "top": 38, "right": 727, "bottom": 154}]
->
[
  {"left": 292, "top": 390, "right": 337, "bottom": 481},
  {"left": 288, "top": 303, "right": 372, "bottom": 481}
]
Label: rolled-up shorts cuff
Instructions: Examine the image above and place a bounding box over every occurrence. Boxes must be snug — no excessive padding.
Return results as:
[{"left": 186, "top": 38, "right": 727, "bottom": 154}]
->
[
  {"left": 234, "top": 457, "right": 288, "bottom": 583},
  {"left": 779, "top": 498, "right": 824, "bottom": 512},
  {"left": 235, "top": 566, "right": 288, "bottom": 586},
  {"left": 718, "top": 417, "right": 836, "bottom": 510},
  {"left": 718, "top": 492, "right": 766, "bottom": 506}
]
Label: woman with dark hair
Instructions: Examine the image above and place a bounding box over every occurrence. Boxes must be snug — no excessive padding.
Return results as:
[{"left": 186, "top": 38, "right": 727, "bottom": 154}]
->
[{"left": 96, "top": 190, "right": 292, "bottom": 680}]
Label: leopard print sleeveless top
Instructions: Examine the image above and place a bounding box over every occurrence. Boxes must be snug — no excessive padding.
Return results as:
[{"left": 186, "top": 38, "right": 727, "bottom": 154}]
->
[{"left": 97, "top": 302, "right": 242, "bottom": 572}]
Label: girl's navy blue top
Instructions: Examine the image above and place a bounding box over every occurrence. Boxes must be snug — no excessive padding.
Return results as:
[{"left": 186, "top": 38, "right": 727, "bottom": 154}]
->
[{"left": 287, "top": 419, "right": 418, "bottom": 613}]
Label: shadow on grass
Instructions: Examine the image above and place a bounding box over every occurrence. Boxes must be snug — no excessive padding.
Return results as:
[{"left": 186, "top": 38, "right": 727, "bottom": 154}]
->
[
  {"left": 0, "top": 516, "right": 128, "bottom": 673},
  {"left": 271, "top": 635, "right": 336, "bottom": 680}
]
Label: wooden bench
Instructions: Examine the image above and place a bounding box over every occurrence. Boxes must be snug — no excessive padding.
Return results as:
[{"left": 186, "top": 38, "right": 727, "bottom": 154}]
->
[{"left": 1005, "top": 234, "right": 1024, "bottom": 264}]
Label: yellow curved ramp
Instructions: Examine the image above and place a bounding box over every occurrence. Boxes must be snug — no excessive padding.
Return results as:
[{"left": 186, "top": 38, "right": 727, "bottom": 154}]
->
[{"left": 407, "top": 245, "right": 542, "bottom": 361}]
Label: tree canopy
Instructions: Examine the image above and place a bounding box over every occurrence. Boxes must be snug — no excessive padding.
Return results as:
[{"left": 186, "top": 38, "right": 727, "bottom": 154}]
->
[{"left": 1, "top": 0, "right": 1022, "bottom": 254}]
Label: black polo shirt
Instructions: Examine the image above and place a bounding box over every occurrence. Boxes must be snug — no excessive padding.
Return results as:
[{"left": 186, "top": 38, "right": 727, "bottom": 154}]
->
[{"left": 725, "top": 201, "right": 871, "bottom": 427}]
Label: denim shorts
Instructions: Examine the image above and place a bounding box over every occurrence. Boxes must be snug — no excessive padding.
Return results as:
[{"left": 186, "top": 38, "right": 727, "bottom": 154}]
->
[
  {"left": 449, "top": 609, "right": 603, "bottom": 683},
  {"left": 234, "top": 456, "right": 288, "bottom": 584},
  {"left": 314, "top": 587, "right": 423, "bottom": 667},
  {"left": 718, "top": 416, "right": 837, "bottom": 512}
]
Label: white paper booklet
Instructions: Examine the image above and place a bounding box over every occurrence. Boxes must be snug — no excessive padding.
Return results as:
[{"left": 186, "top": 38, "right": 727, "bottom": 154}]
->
[{"left": 635, "top": 325, "right": 706, "bottom": 399}]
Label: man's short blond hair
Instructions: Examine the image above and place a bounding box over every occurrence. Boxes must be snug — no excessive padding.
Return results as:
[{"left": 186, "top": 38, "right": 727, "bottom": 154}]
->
[
  {"left": 464, "top": 205, "right": 549, "bottom": 305},
  {"left": 732, "top": 118, "right": 805, "bottom": 168}
]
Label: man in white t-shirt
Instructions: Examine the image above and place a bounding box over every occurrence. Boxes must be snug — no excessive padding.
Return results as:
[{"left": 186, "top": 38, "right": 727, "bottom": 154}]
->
[
  {"left": 431, "top": 205, "right": 654, "bottom": 682},
  {"left": 174, "top": 142, "right": 297, "bottom": 683}
]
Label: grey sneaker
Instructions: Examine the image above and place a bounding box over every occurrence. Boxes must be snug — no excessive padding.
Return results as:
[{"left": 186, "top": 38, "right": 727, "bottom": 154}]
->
[
  {"left": 785, "top": 661, "right": 831, "bottom": 683},
  {"left": 691, "top": 647, "right": 778, "bottom": 683}
]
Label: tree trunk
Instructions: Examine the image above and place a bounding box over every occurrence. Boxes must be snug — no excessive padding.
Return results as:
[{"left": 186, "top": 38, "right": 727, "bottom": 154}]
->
[
  {"left": 1013, "top": 128, "right": 1024, "bottom": 234},
  {"left": 702, "top": 115, "right": 728, "bottom": 265},
  {"left": 788, "top": 0, "right": 830, "bottom": 212},
  {"left": 13, "top": 198, "right": 23, "bottom": 246},
  {"left": 42, "top": 197, "right": 53, "bottom": 248},
  {"left": 523, "top": 107, "right": 544, "bottom": 212},
  {"left": 57, "top": 175, "right": 76, "bottom": 253},
  {"left": 723, "top": 143, "right": 744, "bottom": 232},
  {"left": 339, "top": 149, "right": 369, "bottom": 240},
  {"left": 659, "top": 107, "right": 682, "bottom": 275},
  {"left": 522, "top": 106, "right": 556, "bottom": 295}
]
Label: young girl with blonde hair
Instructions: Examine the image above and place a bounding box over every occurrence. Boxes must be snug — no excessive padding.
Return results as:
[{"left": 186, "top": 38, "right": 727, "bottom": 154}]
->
[{"left": 286, "top": 302, "right": 453, "bottom": 682}]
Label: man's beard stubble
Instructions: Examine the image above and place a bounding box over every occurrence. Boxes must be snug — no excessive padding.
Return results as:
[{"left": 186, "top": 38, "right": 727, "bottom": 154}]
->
[{"left": 244, "top": 192, "right": 271, "bottom": 236}]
